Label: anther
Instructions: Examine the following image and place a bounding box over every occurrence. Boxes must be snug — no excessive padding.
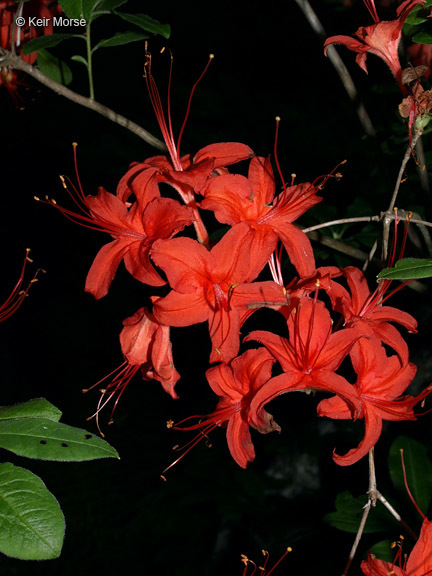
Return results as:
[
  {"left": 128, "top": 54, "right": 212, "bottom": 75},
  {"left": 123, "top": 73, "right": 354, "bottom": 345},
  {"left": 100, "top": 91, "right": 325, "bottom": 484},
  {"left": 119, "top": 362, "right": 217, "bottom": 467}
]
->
[
  {"left": 72, "top": 142, "right": 77, "bottom": 148},
  {"left": 59, "top": 175, "right": 67, "bottom": 189},
  {"left": 34, "top": 196, "right": 40, "bottom": 201},
  {"left": 160, "top": 475, "right": 167, "bottom": 482},
  {"left": 167, "top": 419, "right": 174, "bottom": 428}
]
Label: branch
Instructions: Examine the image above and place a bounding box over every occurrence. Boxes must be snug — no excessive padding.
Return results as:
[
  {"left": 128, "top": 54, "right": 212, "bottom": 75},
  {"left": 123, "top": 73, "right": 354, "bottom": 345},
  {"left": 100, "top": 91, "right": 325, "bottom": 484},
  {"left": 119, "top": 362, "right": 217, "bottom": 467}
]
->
[
  {"left": 382, "top": 129, "right": 423, "bottom": 260},
  {"left": 293, "top": 0, "right": 376, "bottom": 137},
  {"left": 0, "top": 48, "right": 166, "bottom": 151}
]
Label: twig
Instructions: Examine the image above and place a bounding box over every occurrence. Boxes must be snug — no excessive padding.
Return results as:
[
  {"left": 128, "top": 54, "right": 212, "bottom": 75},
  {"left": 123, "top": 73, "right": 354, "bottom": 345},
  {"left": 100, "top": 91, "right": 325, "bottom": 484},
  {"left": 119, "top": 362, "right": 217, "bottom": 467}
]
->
[
  {"left": 293, "top": 0, "right": 375, "bottom": 137},
  {"left": 0, "top": 48, "right": 166, "bottom": 151},
  {"left": 382, "top": 129, "right": 423, "bottom": 260},
  {"left": 302, "top": 213, "right": 432, "bottom": 234}
]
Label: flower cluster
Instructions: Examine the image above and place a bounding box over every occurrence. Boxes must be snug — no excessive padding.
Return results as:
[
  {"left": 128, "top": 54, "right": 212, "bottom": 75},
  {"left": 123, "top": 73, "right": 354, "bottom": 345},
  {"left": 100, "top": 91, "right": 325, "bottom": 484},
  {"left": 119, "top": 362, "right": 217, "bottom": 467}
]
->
[{"left": 50, "top": 47, "right": 429, "bottom": 470}]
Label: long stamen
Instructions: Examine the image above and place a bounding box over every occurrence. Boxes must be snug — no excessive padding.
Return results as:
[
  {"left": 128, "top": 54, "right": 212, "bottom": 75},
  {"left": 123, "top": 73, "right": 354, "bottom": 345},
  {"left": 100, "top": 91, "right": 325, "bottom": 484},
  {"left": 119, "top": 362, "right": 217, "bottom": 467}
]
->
[
  {"left": 176, "top": 54, "right": 214, "bottom": 157},
  {"left": 0, "top": 249, "right": 44, "bottom": 322}
]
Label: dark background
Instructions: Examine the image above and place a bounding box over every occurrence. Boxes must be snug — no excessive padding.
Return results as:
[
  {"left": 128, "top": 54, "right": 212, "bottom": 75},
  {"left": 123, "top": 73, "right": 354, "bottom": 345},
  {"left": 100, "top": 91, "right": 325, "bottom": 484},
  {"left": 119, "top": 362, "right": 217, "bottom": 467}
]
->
[{"left": 1, "top": 0, "right": 432, "bottom": 574}]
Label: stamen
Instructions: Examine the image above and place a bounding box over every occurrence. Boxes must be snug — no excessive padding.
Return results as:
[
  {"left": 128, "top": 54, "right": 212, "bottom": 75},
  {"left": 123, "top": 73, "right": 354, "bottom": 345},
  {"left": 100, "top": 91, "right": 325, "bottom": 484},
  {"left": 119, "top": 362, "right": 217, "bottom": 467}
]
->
[{"left": 177, "top": 53, "right": 214, "bottom": 158}]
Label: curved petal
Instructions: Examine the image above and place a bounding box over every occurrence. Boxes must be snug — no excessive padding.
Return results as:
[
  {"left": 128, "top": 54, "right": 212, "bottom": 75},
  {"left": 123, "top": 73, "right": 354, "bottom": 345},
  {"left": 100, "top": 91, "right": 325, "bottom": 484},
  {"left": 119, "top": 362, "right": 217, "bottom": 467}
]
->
[
  {"left": 193, "top": 142, "right": 254, "bottom": 169},
  {"left": 271, "top": 222, "right": 316, "bottom": 277},
  {"left": 332, "top": 407, "right": 382, "bottom": 466},
  {"left": 406, "top": 517, "right": 432, "bottom": 574},
  {"left": 208, "top": 306, "right": 241, "bottom": 364},
  {"left": 152, "top": 291, "right": 209, "bottom": 327},
  {"left": 226, "top": 413, "right": 255, "bottom": 469},
  {"left": 85, "top": 238, "right": 131, "bottom": 299},
  {"left": 151, "top": 237, "right": 213, "bottom": 293}
]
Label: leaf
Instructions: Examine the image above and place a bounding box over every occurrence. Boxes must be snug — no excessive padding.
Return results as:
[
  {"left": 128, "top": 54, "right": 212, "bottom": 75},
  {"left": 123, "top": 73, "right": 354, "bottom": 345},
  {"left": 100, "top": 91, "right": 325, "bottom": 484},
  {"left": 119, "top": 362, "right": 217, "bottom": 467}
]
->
[
  {"left": 81, "top": 0, "right": 100, "bottom": 21},
  {"left": 90, "top": 0, "right": 127, "bottom": 20},
  {"left": 59, "top": 0, "right": 83, "bottom": 19},
  {"left": 114, "top": 12, "right": 170, "bottom": 38},
  {"left": 413, "top": 31, "right": 432, "bottom": 44},
  {"left": 367, "top": 540, "right": 395, "bottom": 563},
  {"left": 93, "top": 30, "right": 149, "bottom": 50},
  {"left": 324, "top": 491, "right": 396, "bottom": 533},
  {"left": 0, "top": 418, "right": 119, "bottom": 461},
  {"left": 0, "top": 463, "right": 65, "bottom": 560},
  {"left": 388, "top": 436, "right": 432, "bottom": 514},
  {"left": 377, "top": 258, "right": 432, "bottom": 280},
  {"left": 71, "top": 54, "right": 88, "bottom": 67},
  {"left": 0, "top": 398, "right": 61, "bottom": 422},
  {"left": 21, "top": 33, "right": 76, "bottom": 55},
  {"left": 36, "top": 50, "right": 73, "bottom": 86}
]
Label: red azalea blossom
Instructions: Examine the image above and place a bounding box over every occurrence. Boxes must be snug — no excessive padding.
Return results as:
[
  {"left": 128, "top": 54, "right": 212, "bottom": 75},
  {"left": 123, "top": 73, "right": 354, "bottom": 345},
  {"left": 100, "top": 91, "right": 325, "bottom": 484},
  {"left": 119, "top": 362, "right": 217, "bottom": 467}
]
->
[
  {"left": 201, "top": 155, "right": 321, "bottom": 278},
  {"left": 245, "top": 294, "right": 360, "bottom": 432},
  {"left": 165, "top": 348, "right": 279, "bottom": 470},
  {"left": 46, "top": 156, "right": 194, "bottom": 299},
  {"left": 119, "top": 47, "right": 253, "bottom": 246},
  {"left": 151, "top": 224, "right": 286, "bottom": 363},
  {"left": 87, "top": 307, "right": 180, "bottom": 431},
  {"left": 324, "top": 0, "right": 426, "bottom": 94},
  {"left": 328, "top": 265, "right": 417, "bottom": 364},
  {"left": 317, "top": 338, "right": 428, "bottom": 466},
  {"left": 361, "top": 517, "right": 432, "bottom": 575}
]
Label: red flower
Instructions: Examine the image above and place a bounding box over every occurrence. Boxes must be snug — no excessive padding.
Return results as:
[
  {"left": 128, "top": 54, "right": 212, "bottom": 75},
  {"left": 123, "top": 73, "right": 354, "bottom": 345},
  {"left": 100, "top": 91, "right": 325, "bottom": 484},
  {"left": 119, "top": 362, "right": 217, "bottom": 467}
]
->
[
  {"left": 166, "top": 348, "right": 280, "bottom": 469},
  {"left": 87, "top": 307, "right": 180, "bottom": 432},
  {"left": 119, "top": 47, "right": 253, "bottom": 246},
  {"left": 328, "top": 265, "right": 417, "bottom": 364},
  {"left": 361, "top": 516, "right": 432, "bottom": 575},
  {"left": 324, "top": 0, "right": 426, "bottom": 93},
  {"left": 201, "top": 155, "right": 321, "bottom": 278},
  {"left": 151, "top": 224, "right": 286, "bottom": 363},
  {"left": 317, "top": 338, "right": 427, "bottom": 466},
  {"left": 46, "top": 164, "right": 193, "bottom": 299},
  {"left": 245, "top": 295, "right": 360, "bottom": 432}
]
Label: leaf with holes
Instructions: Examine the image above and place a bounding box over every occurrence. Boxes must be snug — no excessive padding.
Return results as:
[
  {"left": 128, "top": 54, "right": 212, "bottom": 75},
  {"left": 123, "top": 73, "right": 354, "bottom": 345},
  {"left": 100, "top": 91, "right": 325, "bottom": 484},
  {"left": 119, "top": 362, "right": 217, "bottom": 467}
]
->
[
  {"left": 0, "top": 418, "right": 119, "bottom": 461},
  {"left": 0, "top": 463, "right": 65, "bottom": 560},
  {"left": 377, "top": 258, "right": 432, "bottom": 280}
]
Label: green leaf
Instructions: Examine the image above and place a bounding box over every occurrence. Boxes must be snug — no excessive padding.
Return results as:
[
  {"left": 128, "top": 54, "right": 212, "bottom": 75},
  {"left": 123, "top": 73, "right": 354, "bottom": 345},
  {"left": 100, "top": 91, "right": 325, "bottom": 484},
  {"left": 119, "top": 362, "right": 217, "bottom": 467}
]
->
[
  {"left": 114, "top": 12, "right": 170, "bottom": 38},
  {"left": 0, "top": 418, "right": 119, "bottom": 461},
  {"left": 90, "top": 0, "right": 127, "bottom": 20},
  {"left": 21, "top": 33, "right": 76, "bottom": 55},
  {"left": 413, "top": 31, "right": 432, "bottom": 44},
  {"left": 37, "top": 50, "right": 73, "bottom": 86},
  {"left": 93, "top": 30, "right": 149, "bottom": 50},
  {"left": 324, "top": 491, "right": 396, "bottom": 533},
  {"left": 0, "top": 463, "right": 65, "bottom": 560},
  {"left": 388, "top": 436, "right": 432, "bottom": 514},
  {"left": 377, "top": 258, "right": 432, "bottom": 280},
  {"left": 0, "top": 398, "right": 61, "bottom": 422},
  {"left": 71, "top": 54, "right": 88, "bottom": 67},
  {"left": 367, "top": 540, "right": 395, "bottom": 563},
  {"left": 81, "top": 0, "right": 100, "bottom": 21},
  {"left": 59, "top": 0, "right": 82, "bottom": 19}
]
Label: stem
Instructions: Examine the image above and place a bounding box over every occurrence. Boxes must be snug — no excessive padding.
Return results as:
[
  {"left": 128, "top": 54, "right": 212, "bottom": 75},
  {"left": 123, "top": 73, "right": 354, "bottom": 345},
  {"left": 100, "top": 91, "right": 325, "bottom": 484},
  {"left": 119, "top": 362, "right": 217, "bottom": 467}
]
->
[
  {"left": 86, "top": 23, "right": 94, "bottom": 100},
  {"left": 294, "top": 0, "right": 375, "bottom": 137},
  {"left": 0, "top": 49, "right": 165, "bottom": 150},
  {"left": 382, "top": 129, "right": 422, "bottom": 260}
]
